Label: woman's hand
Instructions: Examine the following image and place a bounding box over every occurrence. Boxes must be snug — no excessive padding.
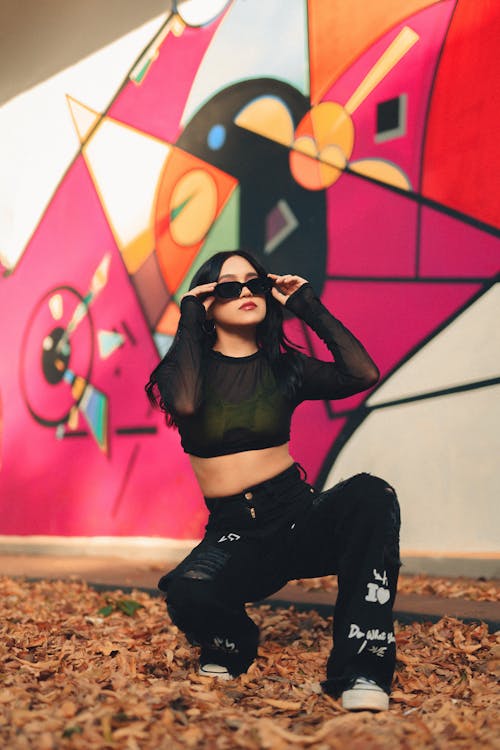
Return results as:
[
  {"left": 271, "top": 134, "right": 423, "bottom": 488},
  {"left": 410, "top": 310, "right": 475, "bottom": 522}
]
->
[
  {"left": 267, "top": 273, "right": 308, "bottom": 306},
  {"left": 181, "top": 282, "right": 217, "bottom": 313}
]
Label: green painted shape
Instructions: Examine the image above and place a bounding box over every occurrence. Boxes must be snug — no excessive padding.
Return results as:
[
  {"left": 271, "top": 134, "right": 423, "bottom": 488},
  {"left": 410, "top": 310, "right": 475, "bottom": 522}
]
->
[
  {"left": 133, "top": 60, "right": 151, "bottom": 84},
  {"left": 174, "top": 184, "right": 240, "bottom": 303},
  {"left": 170, "top": 193, "right": 194, "bottom": 222}
]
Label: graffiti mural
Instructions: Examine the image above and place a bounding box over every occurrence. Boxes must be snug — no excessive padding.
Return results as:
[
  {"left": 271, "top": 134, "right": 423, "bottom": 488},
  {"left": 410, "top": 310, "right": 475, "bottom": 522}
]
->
[{"left": 0, "top": 0, "right": 499, "bottom": 551}]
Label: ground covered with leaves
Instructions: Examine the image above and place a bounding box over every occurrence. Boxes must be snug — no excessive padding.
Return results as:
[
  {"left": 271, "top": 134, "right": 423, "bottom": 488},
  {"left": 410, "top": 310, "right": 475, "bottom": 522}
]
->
[
  {"left": 292, "top": 574, "right": 500, "bottom": 602},
  {"left": 1, "top": 577, "right": 499, "bottom": 749}
]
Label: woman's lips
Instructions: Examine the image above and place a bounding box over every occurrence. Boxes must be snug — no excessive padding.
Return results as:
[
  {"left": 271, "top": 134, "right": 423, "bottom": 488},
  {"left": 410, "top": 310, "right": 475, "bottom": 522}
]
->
[{"left": 239, "top": 302, "right": 257, "bottom": 310}]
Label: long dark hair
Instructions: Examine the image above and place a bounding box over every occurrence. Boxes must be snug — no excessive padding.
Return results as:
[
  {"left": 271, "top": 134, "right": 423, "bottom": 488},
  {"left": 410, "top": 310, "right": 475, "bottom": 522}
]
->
[{"left": 145, "top": 250, "right": 304, "bottom": 424}]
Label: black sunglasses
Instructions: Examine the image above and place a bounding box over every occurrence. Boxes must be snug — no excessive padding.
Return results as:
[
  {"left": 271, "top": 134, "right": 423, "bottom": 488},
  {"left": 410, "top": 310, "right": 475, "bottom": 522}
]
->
[{"left": 214, "top": 276, "right": 274, "bottom": 300}]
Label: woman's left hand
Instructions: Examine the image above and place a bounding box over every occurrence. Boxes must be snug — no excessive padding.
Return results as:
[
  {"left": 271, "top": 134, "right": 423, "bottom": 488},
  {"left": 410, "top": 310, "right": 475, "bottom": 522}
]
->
[{"left": 267, "top": 273, "right": 308, "bottom": 306}]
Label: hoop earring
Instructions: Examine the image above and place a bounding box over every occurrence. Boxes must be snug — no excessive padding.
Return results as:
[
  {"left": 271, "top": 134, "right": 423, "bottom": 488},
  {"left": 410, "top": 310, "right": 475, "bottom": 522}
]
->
[{"left": 202, "top": 319, "right": 216, "bottom": 335}]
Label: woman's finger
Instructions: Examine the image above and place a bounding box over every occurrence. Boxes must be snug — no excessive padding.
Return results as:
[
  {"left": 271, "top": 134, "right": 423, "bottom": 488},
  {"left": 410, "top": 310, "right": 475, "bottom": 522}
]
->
[
  {"left": 182, "top": 282, "right": 217, "bottom": 300},
  {"left": 268, "top": 273, "right": 308, "bottom": 285},
  {"left": 202, "top": 295, "right": 215, "bottom": 312},
  {"left": 196, "top": 282, "right": 217, "bottom": 294},
  {"left": 271, "top": 286, "right": 287, "bottom": 305}
]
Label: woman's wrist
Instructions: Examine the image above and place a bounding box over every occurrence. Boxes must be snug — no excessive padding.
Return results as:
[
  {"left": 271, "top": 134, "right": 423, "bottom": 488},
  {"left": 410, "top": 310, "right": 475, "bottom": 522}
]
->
[
  {"left": 284, "top": 282, "right": 316, "bottom": 315},
  {"left": 180, "top": 294, "right": 207, "bottom": 325}
]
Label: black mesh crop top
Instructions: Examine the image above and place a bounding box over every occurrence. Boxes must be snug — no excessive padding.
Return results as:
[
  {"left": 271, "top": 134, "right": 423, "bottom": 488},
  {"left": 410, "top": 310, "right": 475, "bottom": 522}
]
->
[{"left": 151, "top": 284, "right": 379, "bottom": 458}]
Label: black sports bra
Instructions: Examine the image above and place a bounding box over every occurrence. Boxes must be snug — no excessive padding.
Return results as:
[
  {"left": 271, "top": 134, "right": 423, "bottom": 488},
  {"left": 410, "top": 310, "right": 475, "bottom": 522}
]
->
[{"left": 148, "top": 284, "right": 379, "bottom": 458}]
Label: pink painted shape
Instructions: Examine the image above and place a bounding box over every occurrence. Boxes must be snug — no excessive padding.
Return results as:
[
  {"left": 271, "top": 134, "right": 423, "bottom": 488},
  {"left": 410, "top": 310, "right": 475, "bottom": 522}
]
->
[
  {"left": 419, "top": 206, "right": 500, "bottom": 277},
  {"left": 286, "top": 277, "right": 485, "bottom": 419},
  {"left": 322, "top": 2, "right": 455, "bottom": 189},
  {"left": 326, "top": 174, "right": 417, "bottom": 277},
  {"left": 291, "top": 405, "right": 346, "bottom": 483},
  {"left": 0, "top": 156, "right": 204, "bottom": 538},
  {"left": 109, "top": 19, "right": 225, "bottom": 144},
  {"left": 320, "top": 279, "right": 482, "bottom": 398}
]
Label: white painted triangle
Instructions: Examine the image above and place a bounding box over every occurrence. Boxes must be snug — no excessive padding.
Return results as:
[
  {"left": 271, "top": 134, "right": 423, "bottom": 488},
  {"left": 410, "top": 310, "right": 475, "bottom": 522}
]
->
[
  {"left": 66, "top": 95, "right": 101, "bottom": 143},
  {"left": 83, "top": 116, "right": 172, "bottom": 252}
]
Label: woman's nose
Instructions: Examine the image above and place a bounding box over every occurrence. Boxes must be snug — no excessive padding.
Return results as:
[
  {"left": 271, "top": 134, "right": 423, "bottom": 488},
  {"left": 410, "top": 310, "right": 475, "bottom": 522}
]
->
[{"left": 240, "top": 284, "right": 252, "bottom": 297}]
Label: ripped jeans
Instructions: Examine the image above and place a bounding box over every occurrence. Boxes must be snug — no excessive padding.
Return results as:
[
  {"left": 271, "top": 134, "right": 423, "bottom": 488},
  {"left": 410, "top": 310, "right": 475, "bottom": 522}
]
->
[{"left": 158, "top": 464, "right": 401, "bottom": 696}]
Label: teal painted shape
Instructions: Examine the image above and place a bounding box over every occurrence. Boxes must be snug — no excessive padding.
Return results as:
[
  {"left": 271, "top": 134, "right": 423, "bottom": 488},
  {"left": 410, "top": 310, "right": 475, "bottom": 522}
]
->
[
  {"left": 98, "top": 330, "right": 125, "bottom": 359},
  {"left": 79, "top": 384, "right": 108, "bottom": 450},
  {"left": 153, "top": 332, "right": 174, "bottom": 357},
  {"left": 170, "top": 193, "right": 194, "bottom": 222}
]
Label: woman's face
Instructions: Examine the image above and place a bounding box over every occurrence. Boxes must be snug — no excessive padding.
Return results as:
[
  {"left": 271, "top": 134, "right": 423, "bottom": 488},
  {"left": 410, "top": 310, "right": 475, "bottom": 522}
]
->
[{"left": 209, "top": 255, "right": 267, "bottom": 329}]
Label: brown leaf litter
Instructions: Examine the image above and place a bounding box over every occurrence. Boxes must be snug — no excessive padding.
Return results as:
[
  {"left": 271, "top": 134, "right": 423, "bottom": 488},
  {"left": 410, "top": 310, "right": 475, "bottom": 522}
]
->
[
  {"left": 0, "top": 577, "right": 498, "bottom": 749},
  {"left": 291, "top": 574, "right": 500, "bottom": 602}
]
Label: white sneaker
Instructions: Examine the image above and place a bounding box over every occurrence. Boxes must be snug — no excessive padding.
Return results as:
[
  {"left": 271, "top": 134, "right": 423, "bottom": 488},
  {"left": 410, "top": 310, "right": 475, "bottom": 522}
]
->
[
  {"left": 341, "top": 677, "right": 389, "bottom": 711},
  {"left": 199, "top": 663, "right": 233, "bottom": 680}
]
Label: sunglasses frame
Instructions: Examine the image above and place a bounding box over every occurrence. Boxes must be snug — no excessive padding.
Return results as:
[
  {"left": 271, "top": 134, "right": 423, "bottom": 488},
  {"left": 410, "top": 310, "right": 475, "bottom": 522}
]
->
[{"left": 213, "top": 276, "right": 274, "bottom": 300}]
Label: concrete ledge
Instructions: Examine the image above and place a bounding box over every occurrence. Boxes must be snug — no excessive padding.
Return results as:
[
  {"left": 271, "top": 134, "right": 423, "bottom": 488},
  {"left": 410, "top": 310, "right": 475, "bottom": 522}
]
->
[
  {"left": 400, "top": 555, "right": 500, "bottom": 578},
  {"left": 1, "top": 536, "right": 499, "bottom": 577},
  {"left": 0, "top": 536, "right": 196, "bottom": 563}
]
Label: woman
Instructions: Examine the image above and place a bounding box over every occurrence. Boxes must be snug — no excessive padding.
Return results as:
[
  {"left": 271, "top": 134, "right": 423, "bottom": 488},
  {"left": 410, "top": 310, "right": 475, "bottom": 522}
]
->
[{"left": 146, "top": 250, "right": 401, "bottom": 711}]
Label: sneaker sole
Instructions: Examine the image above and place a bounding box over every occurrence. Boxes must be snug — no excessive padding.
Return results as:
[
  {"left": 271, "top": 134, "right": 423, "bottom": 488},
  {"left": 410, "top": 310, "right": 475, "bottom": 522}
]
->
[
  {"left": 342, "top": 688, "right": 389, "bottom": 712},
  {"left": 199, "top": 666, "right": 233, "bottom": 680}
]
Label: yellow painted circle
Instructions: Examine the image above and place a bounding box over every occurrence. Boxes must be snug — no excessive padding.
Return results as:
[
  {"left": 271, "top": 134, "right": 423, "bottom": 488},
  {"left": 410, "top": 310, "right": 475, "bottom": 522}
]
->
[
  {"left": 169, "top": 169, "right": 218, "bottom": 247},
  {"left": 291, "top": 102, "right": 354, "bottom": 190}
]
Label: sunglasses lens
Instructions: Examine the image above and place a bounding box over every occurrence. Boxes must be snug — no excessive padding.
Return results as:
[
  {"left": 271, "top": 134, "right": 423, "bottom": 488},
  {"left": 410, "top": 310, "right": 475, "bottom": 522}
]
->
[
  {"left": 214, "top": 277, "right": 273, "bottom": 299},
  {"left": 246, "top": 277, "right": 273, "bottom": 294},
  {"left": 215, "top": 282, "right": 242, "bottom": 299}
]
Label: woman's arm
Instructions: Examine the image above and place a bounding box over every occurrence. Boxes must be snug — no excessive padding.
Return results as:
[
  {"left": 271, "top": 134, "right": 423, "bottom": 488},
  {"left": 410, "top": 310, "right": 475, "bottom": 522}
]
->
[
  {"left": 270, "top": 275, "right": 379, "bottom": 401},
  {"left": 146, "top": 283, "right": 216, "bottom": 418}
]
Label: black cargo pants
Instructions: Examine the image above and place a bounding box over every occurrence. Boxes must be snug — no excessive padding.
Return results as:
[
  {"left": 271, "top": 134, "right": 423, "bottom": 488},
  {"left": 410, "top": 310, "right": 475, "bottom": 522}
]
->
[{"left": 158, "top": 464, "right": 401, "bottom": 696}]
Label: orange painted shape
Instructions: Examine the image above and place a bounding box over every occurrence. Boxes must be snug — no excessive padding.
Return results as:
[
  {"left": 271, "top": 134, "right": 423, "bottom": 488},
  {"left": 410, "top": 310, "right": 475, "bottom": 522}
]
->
[
  {"left": 290, "top": 148, "right": 323, "bottom": 191},
  {"left": 154, "top": 148, "right": 237, "bottom": 293},
  {"left": 156, "top": 299, "right": 181, "bottom": 336},
  {"left": 307, "top": 0, "right": 441, "bottom": 104},
  {"left": 290, "top": 104, "right": 354, "bottom": 190},
  {"left": 309, "top": 102, "right": 354, "bottom": 159}
]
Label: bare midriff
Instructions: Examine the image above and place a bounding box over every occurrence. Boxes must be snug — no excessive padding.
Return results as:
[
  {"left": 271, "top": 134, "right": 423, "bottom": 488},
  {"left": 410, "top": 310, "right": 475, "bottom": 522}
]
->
[{"left": 189, "top": 443, "right": 294, "bottom": 499}]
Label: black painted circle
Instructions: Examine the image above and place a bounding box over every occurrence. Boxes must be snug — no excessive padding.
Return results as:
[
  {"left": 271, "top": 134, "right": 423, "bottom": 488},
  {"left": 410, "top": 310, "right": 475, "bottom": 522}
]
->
[
  {"left": 41, "top": 327, "right": 72, "bottom": 385},
  {"left": 20, "top": 286, "right": 94, "bottom": 427},
  {"left": 176, "top": 78, "right": 327, "bottom": 295}
]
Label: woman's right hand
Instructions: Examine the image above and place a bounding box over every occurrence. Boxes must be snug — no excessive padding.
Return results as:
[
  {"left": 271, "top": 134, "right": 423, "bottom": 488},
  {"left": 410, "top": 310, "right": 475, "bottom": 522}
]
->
[{"left": 181, "top": 282, "right": 217, "bottom": 313}]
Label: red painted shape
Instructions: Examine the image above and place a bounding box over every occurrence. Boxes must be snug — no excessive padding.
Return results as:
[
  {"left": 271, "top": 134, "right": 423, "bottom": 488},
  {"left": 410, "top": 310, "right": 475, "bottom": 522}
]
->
[{"left": 422, "top": 0, "right": 500, "bottom": 228}]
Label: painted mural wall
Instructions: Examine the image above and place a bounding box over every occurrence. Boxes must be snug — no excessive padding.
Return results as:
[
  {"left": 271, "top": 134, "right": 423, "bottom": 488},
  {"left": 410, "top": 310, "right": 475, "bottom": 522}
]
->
[{"left": 0, "top": 0, "right": 499, "bottom": 555}]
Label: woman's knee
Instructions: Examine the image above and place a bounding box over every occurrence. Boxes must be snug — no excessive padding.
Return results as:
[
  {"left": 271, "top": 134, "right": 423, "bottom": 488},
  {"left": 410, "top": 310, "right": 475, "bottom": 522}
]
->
[
  {"left": 337, "top": 472, "right": 394, "bottom": 495},
  {"left": 163, "top": 574, "right": 215, "bottom": 636},
  {"left": 338, "top": 473, "right": 399, "bottom": 519},
  {"left": 165, "top": 572, "right": 214, "bottom": 610}
]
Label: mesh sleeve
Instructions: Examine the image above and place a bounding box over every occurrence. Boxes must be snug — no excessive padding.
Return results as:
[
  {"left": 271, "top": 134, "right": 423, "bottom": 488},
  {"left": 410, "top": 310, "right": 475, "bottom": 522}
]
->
[{"left": 285, "top": 283, "right": 379, "bottom": 401}]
